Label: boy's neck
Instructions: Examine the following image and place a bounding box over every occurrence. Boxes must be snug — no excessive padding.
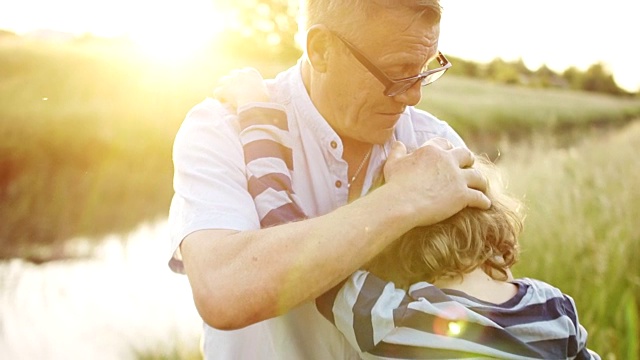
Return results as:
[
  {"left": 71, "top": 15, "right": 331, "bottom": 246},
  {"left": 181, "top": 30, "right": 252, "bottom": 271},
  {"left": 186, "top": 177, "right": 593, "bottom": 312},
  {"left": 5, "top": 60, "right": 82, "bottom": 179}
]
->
[{"left": 432, "top": 268, "right": 518, "bottom": 305}]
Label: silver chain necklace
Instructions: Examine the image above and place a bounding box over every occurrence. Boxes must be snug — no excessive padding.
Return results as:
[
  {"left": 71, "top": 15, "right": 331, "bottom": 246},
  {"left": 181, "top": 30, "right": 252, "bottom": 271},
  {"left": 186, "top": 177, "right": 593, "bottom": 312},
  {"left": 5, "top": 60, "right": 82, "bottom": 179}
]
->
[{"left": 347, "top": 147, "right": 373, "bottom": 189}]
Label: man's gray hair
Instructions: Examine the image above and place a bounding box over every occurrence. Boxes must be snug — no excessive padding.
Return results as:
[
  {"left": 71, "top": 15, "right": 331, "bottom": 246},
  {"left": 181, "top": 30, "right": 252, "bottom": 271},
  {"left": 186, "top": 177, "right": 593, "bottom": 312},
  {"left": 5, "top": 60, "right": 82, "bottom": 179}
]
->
[{"left": 296, "top": 0, "right": 441, "bottom": 48}]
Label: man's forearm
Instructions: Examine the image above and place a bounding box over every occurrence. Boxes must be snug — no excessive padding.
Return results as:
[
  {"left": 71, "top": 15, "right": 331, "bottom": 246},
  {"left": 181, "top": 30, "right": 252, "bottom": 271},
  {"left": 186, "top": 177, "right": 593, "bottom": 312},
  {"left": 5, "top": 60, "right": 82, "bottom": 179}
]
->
[
  {"left": 181, "top": 184, "right": 415, "bottom": 330},
  {"left": 181, "top": 140, "right": 490, "bottom": 330}
]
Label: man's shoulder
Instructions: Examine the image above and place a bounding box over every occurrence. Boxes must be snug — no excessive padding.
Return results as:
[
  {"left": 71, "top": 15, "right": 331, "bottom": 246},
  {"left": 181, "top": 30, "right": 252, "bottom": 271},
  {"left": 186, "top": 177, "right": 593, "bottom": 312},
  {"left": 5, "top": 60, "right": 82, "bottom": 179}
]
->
[
  {"left": 179, "top": 97, "right": 249, "bottom": 135},
  {"left": 262, "top": 63, "right": 300, "bottom": 105},
  {"left": 174, "top": 98, "right": 243, "bottom": 154},
  {"left": 184, "top": 97, "right": 234, "bottom": 125},
  {"left": 176, "top": 63, "right": 301, "bottom": 148}
]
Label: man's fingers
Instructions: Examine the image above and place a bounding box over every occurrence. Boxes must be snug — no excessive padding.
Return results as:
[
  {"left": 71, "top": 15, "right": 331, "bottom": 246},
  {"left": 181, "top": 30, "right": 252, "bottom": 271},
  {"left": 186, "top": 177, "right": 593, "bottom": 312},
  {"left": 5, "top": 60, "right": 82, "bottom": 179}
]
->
[
  {"left": 463, "top": 167, "right": 491, "bottom": 209},
  {"left": 423, "top": 137, "right": 454, "bottom": 150},
  {"left": 466, "top": 188, "right": 492, "bottom": 210},
  {"left": 451, "top": 147, "right": 475, "bottom": 169},
  {"left": 213, "top": 75, "right": 230, "bottom": 100},
  {"left": 213, "top": 87, "right": 224, "bottom": 101},
  {"left": 463, "top": 167, "right": 487, "bottom": 192},
  {"left": 387, "top": 141, "right": 408, "bottom": 162}
]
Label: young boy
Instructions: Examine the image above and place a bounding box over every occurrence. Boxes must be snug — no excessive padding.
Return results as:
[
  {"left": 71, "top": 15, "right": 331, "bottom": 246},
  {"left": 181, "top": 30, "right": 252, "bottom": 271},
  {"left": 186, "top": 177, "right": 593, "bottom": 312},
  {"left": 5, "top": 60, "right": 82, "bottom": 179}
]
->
[
  {"left": 315, "top": 156, "right": 599, "bottom": 359},
  {"left": 215, "top": 68, "right": 600, "bottom": 360}
]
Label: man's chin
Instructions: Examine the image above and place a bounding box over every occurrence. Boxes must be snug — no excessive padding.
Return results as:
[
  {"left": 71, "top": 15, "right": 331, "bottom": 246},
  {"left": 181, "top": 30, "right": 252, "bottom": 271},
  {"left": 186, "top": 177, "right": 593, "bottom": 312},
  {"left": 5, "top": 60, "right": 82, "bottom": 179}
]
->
[
  {"left": 368, "top": 127, "right": 396, "bottom": 145},
  {"left": 378, "top": 112, "right": 403, "bottom": 122}
]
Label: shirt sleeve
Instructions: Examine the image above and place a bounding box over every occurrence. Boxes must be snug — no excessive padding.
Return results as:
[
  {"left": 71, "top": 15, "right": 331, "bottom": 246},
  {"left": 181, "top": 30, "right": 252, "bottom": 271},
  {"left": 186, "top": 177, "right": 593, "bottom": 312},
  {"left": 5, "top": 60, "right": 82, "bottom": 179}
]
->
[
  {"left": 167, "top": 98, "right": 261, "bottom": 273},
  {"left": 316, "top": 270, "right": 409, "bottom": 353},
  {"left": 236, "top": 101, "right": 307, "bottom": 228},
  {"left": 566, "top": 294, "right": 601, "bottom": 360}
]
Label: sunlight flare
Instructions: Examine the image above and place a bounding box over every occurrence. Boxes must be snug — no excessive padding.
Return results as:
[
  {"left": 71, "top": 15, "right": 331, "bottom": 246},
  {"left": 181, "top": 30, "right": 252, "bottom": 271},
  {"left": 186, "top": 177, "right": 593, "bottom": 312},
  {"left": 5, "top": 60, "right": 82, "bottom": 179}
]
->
[
  {"left": 447, "top": 321, "right": 463, "bottom": 336},
  {"left": 126, "top": 1, "right": 228, "bottom": 65}
]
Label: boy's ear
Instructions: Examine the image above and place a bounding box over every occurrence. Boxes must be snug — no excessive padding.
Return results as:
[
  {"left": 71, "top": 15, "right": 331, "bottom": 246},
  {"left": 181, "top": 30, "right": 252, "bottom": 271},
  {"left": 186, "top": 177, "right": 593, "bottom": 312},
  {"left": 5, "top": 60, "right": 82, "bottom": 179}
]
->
[{"left": 306, "top": 25, "right": 332, "bottom": 73}]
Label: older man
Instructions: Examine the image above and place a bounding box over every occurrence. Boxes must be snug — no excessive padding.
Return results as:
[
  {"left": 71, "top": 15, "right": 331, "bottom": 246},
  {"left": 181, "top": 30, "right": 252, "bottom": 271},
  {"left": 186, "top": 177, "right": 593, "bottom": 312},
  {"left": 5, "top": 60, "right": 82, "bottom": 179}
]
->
[{"left": 168, "top": 0, "right": 490, "bottom": 358}]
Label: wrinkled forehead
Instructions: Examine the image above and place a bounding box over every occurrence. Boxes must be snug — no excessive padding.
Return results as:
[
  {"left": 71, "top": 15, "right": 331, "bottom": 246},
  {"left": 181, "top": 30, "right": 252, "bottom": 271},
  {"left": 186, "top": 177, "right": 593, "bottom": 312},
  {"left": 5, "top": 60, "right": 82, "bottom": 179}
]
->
[
  {"left": 354, "top": 1, "right": 440, "bottom": 31},
  {"left": 354, "top": 6, "right": 441, "bottom": 48},
  {"left": 369, "top": 0, "right": 441, "bottom": 20},
  {"left": 372, "top": 0, "right": 441, "bottom": 11}
]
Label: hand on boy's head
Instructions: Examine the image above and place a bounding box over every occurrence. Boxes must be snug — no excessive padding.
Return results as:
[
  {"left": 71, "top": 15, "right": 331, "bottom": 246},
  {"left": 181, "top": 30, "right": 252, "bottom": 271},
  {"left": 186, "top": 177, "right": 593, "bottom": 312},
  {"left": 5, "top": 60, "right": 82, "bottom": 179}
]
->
[
  {"left": 213, "top": 67, "right": 270, "bottom": 109},
  {"left": 383, "top": 140, "right": 491, "bottom": 226},
  {"left": 422, "top": 137, "right": 454, "bottom": 151}
]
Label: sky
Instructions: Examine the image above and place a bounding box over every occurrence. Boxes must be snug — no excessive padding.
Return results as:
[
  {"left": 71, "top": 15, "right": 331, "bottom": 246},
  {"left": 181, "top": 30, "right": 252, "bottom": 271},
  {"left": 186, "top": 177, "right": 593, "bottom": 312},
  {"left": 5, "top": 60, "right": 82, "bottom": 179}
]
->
[
  {"left": 1, "top": 0, "right": 638, "bottom": 92},
  {"left": 439, "top": 0, "right": 640, "bottom": 92}
]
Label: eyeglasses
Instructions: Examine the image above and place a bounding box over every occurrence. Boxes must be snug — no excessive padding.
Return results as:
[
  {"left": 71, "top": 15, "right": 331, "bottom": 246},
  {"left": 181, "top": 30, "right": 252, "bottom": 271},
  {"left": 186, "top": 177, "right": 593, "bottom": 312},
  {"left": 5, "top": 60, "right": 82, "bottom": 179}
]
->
[{"left": 331, "top": 31, "right": 451, "bottom": 97}]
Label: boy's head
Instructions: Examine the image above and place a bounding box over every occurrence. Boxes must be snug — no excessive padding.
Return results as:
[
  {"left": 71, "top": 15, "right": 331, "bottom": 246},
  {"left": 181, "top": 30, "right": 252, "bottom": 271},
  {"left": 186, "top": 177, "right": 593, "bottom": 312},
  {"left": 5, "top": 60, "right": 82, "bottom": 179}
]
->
[{"left": 365, "top": 155, "right": 524, "bottom": 289}]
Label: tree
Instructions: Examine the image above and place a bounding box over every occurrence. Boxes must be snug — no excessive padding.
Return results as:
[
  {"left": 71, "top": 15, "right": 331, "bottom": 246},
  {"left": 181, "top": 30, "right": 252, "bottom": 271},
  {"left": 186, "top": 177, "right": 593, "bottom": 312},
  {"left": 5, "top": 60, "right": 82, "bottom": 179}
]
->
[
  {"left": 582, "top": 63, "right": 622, "bottom": 95},
  {"left": 532, "top": 64, "right": 566, "bottom": 88},
  {"left": 562, "top": 66, "right": 584, "bottom": 90},
  {"left": 486, "top": 58, "right": 520, "bottom": 85},
  {"left": 0, "top": 29, "right": 17, "bottom": 39},
  {"left": 448, "top": 56, "right": 481, "bottom": 78},
  {"left": 215, "top": 0, "right": 301, "bottom": 60}
]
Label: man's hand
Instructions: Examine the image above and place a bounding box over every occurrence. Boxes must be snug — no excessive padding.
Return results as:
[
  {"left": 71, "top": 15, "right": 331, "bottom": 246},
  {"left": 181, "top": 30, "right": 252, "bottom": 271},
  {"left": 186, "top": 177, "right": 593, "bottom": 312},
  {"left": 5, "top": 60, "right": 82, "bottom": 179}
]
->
[
  {"left": 382, "top": 138, "right": 490, "bottom": 227},
  {"left": 213, "top": 67, "right": 270, "bottom": 109}
]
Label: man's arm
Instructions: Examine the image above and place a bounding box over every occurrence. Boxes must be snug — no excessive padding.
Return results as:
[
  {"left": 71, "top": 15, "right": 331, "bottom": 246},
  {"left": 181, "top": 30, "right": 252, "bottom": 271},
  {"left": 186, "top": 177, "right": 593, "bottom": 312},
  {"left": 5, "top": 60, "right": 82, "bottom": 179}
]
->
[{"left": 181, "top": 139, "right": 489, "bottom": 330}]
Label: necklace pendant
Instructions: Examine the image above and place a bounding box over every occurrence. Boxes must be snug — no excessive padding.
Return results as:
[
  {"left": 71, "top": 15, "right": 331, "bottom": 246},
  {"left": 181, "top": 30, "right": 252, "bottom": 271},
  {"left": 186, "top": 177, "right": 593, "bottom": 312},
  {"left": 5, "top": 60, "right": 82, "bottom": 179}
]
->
[
  {"left": 347, "top": 176, "right": 356, "bottom": 189},
  {"left": 347, "top": 147, "right": 372, "bottom": 190}
]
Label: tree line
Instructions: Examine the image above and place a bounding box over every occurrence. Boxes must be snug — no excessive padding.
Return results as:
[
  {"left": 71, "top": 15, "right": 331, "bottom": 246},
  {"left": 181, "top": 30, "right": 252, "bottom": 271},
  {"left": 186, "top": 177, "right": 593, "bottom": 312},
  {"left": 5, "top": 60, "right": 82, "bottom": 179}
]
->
[{"left": 447, "top": 56, "right": 634, "bottom": 97}]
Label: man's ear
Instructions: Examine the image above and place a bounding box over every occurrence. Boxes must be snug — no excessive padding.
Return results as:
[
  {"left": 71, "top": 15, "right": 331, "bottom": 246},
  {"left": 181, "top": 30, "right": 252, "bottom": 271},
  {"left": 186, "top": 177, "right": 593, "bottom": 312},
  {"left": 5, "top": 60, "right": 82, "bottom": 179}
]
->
[{"left": 306, "top": 25, "right": 332, "bottom": 73}]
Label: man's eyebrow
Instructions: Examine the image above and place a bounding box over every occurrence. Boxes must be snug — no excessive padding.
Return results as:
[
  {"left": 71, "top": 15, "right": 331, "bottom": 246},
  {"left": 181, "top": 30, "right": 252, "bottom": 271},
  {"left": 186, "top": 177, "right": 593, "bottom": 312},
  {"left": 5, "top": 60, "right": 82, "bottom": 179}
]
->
[{"left": 383, "top": 50, "right": 437, "bottom": 68}]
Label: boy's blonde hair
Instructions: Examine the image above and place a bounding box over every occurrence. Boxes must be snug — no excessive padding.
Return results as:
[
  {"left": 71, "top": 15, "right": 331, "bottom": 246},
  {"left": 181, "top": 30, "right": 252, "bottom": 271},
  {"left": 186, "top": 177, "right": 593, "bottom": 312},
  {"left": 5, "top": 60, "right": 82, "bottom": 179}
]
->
[{"left": 365, "top": 155, "right": 524, "bottom": 290}]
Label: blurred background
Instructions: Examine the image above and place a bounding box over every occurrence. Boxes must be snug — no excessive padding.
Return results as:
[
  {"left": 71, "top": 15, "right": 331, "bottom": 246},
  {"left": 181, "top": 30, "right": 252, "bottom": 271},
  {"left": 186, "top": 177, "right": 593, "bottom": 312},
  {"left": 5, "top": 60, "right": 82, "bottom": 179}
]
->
[{"left": 0, "top": 0, "right": 638, "bottom": 359}]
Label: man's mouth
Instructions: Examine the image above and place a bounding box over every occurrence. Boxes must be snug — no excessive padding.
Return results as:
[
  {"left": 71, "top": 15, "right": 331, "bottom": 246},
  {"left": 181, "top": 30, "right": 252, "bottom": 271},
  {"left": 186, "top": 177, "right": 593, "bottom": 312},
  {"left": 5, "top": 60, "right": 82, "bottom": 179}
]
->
[
  {"left": 379, "top": 108, "right": 405, "bottom": 116},
  {"left": 379, "top": 111, "right": 404, "bottom": 117}
]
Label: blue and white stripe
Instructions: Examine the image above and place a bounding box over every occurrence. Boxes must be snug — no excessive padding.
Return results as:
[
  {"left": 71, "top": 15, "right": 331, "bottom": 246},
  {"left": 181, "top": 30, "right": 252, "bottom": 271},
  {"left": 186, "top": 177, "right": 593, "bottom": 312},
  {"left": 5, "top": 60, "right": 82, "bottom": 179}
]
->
[
  {"left": 238, "top": 103, "right": 307, "bottom": 227},
  {"left": 318, "top": 271, "right": 599, "bottom": 359}
]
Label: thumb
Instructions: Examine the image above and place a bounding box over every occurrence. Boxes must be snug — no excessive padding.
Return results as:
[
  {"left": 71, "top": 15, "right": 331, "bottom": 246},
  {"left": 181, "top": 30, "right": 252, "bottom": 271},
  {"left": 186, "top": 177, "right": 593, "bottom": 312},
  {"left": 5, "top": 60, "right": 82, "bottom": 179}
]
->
[{"left": 387, "top": 141, "right": 407, "bottom": 162}]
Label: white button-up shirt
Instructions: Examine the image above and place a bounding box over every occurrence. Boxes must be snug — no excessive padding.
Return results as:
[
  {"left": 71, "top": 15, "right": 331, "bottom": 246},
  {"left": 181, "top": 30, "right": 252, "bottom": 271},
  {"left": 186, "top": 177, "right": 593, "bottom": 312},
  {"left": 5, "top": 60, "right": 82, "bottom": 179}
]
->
[{"left": 168, "top": 60, "right": 465, "bottom": 359}]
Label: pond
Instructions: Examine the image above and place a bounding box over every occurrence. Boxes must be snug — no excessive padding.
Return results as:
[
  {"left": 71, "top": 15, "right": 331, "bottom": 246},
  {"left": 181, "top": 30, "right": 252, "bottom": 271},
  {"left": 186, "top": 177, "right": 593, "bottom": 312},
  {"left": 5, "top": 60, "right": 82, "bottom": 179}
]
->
[{"left": 0, "top": 220, "right": 203, "bottom": 359}]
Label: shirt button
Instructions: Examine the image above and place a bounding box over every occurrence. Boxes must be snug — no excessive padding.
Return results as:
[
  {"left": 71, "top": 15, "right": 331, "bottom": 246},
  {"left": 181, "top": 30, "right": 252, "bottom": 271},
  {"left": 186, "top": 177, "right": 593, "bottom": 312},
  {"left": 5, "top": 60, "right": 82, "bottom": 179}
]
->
[
  {"left": 330, "top": 141, "right": 337, "bottom": 149},
  {"left": 335, "top": 180, "right": 343, "bottom": 188}
]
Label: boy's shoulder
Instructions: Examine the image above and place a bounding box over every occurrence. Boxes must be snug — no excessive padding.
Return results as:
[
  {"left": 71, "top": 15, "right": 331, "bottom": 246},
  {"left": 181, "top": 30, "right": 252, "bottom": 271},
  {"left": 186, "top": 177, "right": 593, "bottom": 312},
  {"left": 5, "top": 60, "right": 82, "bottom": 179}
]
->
[{"left": 514, "top": 277, "right": 570, "bottom": 303}]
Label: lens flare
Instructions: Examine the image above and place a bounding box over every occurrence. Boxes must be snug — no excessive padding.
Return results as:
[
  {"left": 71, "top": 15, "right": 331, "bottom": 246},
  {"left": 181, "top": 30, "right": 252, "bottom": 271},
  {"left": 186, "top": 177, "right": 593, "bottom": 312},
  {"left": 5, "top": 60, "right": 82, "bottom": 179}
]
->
[
  {"left": 432, "top": 304, "right": 468, "bottom": 337},
  {"left": 447, "top": 321, "right": 463, "bottom": 336}
]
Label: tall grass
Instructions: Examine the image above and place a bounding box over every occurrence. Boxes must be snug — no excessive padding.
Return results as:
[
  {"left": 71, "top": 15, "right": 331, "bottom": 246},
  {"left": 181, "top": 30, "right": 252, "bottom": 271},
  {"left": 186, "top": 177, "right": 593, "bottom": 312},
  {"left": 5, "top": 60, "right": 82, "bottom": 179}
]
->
[
  {"left": 498, "top": 122, "right": 640, "bottom": 359},
  {"left": 0, "top": 39, "right": 290, "bottom": 260},
  {"left": 423, "top": 75, "right": 640, "bottom": 154}
]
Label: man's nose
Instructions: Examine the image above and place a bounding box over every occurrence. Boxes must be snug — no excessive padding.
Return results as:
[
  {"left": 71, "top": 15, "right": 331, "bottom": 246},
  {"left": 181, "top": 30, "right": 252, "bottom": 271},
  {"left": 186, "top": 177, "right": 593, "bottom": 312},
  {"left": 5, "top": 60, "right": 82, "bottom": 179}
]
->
[{"left": 391, "top": 81, "right": 423, "bottom": 107}]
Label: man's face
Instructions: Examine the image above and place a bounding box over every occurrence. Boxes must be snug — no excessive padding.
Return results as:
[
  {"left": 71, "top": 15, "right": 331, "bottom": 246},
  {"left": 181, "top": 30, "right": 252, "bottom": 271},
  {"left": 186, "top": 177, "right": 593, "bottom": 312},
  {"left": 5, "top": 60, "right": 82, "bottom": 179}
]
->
[{"left": 316, "top": 12, "right": 441, "bottom": 145}]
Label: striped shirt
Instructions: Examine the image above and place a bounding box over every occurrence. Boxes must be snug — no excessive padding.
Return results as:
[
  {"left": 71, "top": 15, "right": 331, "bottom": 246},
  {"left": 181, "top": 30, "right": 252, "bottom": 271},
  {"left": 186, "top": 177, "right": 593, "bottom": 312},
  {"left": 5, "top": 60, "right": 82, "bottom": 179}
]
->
[
  {"left": 238, "top": 102, "right": 308, "bottom": 227},
  {"left": 316, "top": 270, "right": 600, "bottom": 360}
]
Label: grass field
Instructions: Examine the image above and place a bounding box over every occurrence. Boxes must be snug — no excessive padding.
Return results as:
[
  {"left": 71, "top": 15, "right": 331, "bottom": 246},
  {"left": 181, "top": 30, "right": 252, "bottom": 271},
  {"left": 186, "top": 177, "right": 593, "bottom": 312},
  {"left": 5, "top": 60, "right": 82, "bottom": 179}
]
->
[
  {"left": 422, "top": 75, "right": 640, "bottom": 157},
  {"left": 0, "top": 39, "right": 294, "bottom": 259},
  {"left": 1, "top": 38, "right": 639, "bottom": 359},
  {"left": 500, "top": 122, "right": 640, "bottom": 359}
]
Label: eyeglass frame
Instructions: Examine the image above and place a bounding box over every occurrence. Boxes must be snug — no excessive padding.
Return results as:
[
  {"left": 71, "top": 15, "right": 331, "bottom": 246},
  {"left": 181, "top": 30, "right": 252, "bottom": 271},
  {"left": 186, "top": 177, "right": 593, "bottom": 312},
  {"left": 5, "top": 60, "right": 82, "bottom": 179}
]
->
[{"left": 330, "top": 31, "right": 452, "bottom": 97}]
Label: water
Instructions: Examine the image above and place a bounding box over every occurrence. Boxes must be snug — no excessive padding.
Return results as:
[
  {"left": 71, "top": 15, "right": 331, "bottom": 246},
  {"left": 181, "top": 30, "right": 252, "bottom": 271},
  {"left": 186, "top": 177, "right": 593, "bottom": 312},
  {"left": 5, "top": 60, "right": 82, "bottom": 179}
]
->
[{"left": 0, "top": 220, "right": 203, "bottom": 360}]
